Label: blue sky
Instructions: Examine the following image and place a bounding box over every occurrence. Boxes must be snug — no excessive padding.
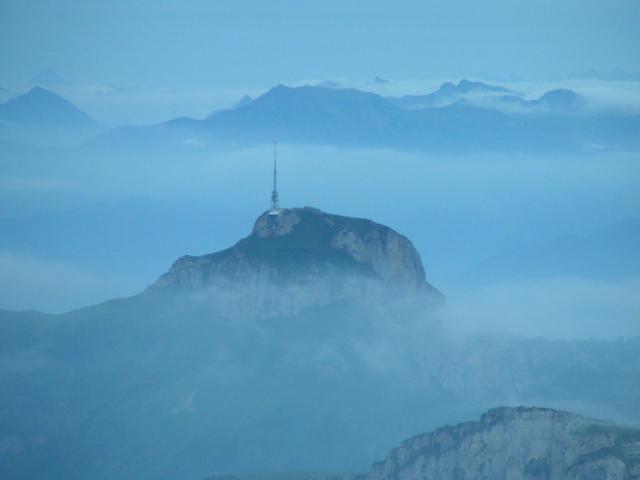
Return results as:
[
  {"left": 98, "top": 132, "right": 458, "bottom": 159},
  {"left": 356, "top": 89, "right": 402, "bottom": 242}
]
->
[{"left": 1, "top": 0, "right": 639, "bottom": 88}]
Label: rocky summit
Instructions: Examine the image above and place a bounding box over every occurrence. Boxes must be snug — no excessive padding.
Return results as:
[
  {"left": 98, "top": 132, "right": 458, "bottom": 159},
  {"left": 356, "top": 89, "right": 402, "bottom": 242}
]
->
[
  {"left": 150, "top": 207, "right": 442, "bottom": 318},
  {"left": 365, "top": 407, "right": 640, "bottom": 480}
]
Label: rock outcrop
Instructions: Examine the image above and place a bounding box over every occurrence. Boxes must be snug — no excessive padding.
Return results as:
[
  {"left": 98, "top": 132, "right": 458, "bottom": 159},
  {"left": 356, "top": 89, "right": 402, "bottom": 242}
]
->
[
  {"left": 149, "top": 207, "right": 442, "bottom": 318},
  {"left": 366, "top": 407, "right": 640, "bottom": 480}
]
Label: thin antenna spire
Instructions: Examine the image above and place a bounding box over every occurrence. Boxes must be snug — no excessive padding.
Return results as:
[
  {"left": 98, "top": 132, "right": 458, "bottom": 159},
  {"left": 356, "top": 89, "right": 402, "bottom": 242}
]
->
[{"left": 270, "top": 140, "right": 279, "bottom": 211}]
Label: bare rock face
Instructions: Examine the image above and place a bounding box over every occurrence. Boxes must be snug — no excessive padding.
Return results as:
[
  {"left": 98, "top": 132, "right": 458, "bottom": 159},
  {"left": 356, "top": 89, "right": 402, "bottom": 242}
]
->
[
  {"left": 149, "top": 207, "right": 442, "bottom": 318},
  {"left": 367, "top": 407, "right": 640, "bottom": 480}
]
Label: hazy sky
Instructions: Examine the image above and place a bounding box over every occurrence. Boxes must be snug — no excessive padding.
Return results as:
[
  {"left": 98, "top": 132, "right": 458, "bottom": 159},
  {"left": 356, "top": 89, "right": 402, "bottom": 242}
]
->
[{"left": 1, "top": 0, "right": 639, "bottom": 88}]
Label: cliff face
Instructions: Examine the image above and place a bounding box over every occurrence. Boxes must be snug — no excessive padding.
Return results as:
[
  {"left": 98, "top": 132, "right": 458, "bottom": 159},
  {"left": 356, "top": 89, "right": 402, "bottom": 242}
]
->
[
  {"left": 368, "top": 407, "right": 640, "bottom": 480},
  {"left": 149, "top": 207, "right": 442, "bottom": 318}
]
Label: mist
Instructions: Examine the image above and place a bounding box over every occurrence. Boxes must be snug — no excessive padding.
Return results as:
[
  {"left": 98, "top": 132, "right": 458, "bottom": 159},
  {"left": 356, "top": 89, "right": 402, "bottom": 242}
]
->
[
  {"left": 2, "top": 2, "right": 640, "bottom": 479},
  {"left": 439, "top": 276, "right": 640, "bottom": 340},
  {"left": 1, "top": 111, "right": 639, "bottom": 480},
  {"left": 2, "top": 144, "right": 638, "bottom": 329}
]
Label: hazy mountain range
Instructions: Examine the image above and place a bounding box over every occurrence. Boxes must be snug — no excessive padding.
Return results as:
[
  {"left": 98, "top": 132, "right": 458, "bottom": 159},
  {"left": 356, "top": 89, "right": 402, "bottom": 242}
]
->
[
  {"left": 385, "top": 78, "right": 518, "bottom": 109},
  {"left": 1, "top": 79, "right": 639, "bottom": 152},
  {"left": 94, "top": 82, "right": 639, "bottom": 153},
  {"left": 0, "top": 87, "right": 96, "bottom": 127}
]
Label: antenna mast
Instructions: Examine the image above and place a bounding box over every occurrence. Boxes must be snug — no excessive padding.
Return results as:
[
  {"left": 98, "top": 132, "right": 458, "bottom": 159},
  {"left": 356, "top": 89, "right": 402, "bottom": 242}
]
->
[{"left": 270, "top": 140, "right": 279, "bottom": 211}]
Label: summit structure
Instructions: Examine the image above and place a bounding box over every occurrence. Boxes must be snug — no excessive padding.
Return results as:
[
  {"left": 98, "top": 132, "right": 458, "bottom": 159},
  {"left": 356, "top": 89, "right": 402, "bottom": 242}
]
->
[{"left": 269, "top": 140, "right": 282, "bottom": 215}]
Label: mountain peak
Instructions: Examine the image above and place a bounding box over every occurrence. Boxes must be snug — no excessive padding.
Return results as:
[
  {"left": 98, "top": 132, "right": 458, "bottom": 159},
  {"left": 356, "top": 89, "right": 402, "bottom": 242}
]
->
[
  {"left": 232, "top": 94, "right": 253, "bottom": 109},
  {"left": 150, "top": 207, "right": 442, "bottom": 318},
  {"left": 258, "top": 83, "right": 382, "bottom": 101},
  {"left": 269, "top": 83, "right": 293, "bottom": 94},
  {"left": 203, "top": 84, "right": 400, "bottom": 145},
  {"left": 0, "top": 87, "right": 97, "bottom": 127},
  {"left": 535, "top": 88, "right": 585, "bottom": 110},
  {"left": 387, "top": 79, "right": 516, "bottom": 110},
  {"left": 373, "top": 76, "right": 390, "bottom": 85},
  {"left": 454, "top": 78, "right": 513, "bottom": 94},
  {"left": 26, "top": 85, "right": 62, "bottom": 99}
]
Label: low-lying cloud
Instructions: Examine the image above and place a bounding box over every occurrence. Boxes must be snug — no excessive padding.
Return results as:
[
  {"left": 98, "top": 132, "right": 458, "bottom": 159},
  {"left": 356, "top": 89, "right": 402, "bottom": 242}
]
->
[
  {"left": 440, "top": 276, "right": 640, "bottom": 340},
  {"left": 0, "top": 251, "right": 146, "bottom": 313}
]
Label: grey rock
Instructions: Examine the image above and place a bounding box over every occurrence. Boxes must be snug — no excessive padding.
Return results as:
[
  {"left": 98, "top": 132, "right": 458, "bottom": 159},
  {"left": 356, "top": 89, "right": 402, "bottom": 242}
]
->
[
  {"left": 149, "top": 207, "right": 442, "bottom": 318},
  {"left": 366, "top": 407, "right": 640, "bottom": 480}
]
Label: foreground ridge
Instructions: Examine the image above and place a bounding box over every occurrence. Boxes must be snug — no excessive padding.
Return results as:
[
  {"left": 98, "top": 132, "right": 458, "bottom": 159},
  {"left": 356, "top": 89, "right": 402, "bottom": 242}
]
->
[{"left": 359, "top": 406, "right": 640, "bottom": 480}]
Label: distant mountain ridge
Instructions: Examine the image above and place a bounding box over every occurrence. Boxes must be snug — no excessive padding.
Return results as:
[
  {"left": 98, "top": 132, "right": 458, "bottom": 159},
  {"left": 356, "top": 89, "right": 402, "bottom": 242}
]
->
[
  {"left": 91, "top": 81, "right": 640, "bottom": 153},
  {"left": 386, "top": 78, "right": 517, "bottom": 109},
  {"left": 232, "top": 94, "right": 253, "bottom": 110},
  {"left": 1, "top": 79, "right": 637, "bottom": 153},
  {"left": 203, "top": 85, "right": 403, "bottom": 147},
  {"left": 388, "top": 80, "right": 586, "bottom": 113},
  {"left": 494, "top": 88, "right": 587, "bottom": 113},
  {"left": 0, "top": 87, "right": 97, "bottom": 127},
  {"left": 2, "top": 80, "right": 638, "bottom": 153},
  {"left": 0, "top": 87, "right": 102, "bottom": 146}
]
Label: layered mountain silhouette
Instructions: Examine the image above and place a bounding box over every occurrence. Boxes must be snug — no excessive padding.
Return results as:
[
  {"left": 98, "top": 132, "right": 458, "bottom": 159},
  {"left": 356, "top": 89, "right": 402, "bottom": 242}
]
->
[
  {"left": 91, "top": 81, "right": 640, "bottom": 153},
  {"left": 0, "top": 87, "right": 96, "bottom": 127},
  {"left": 231, "top": 94, "right": 253, "bottom": 110},
  {"left": 0, "top": 87, "right": 102, "bottom": 145},
  {"left": 494, "top": 88, "right": 587, "bottom": 113},
  {"left": 386, "top": 78, "right": 516, "bottom": 109},
  {"left": 1, "top": 79, "right": 637, "bottom": 152}
]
